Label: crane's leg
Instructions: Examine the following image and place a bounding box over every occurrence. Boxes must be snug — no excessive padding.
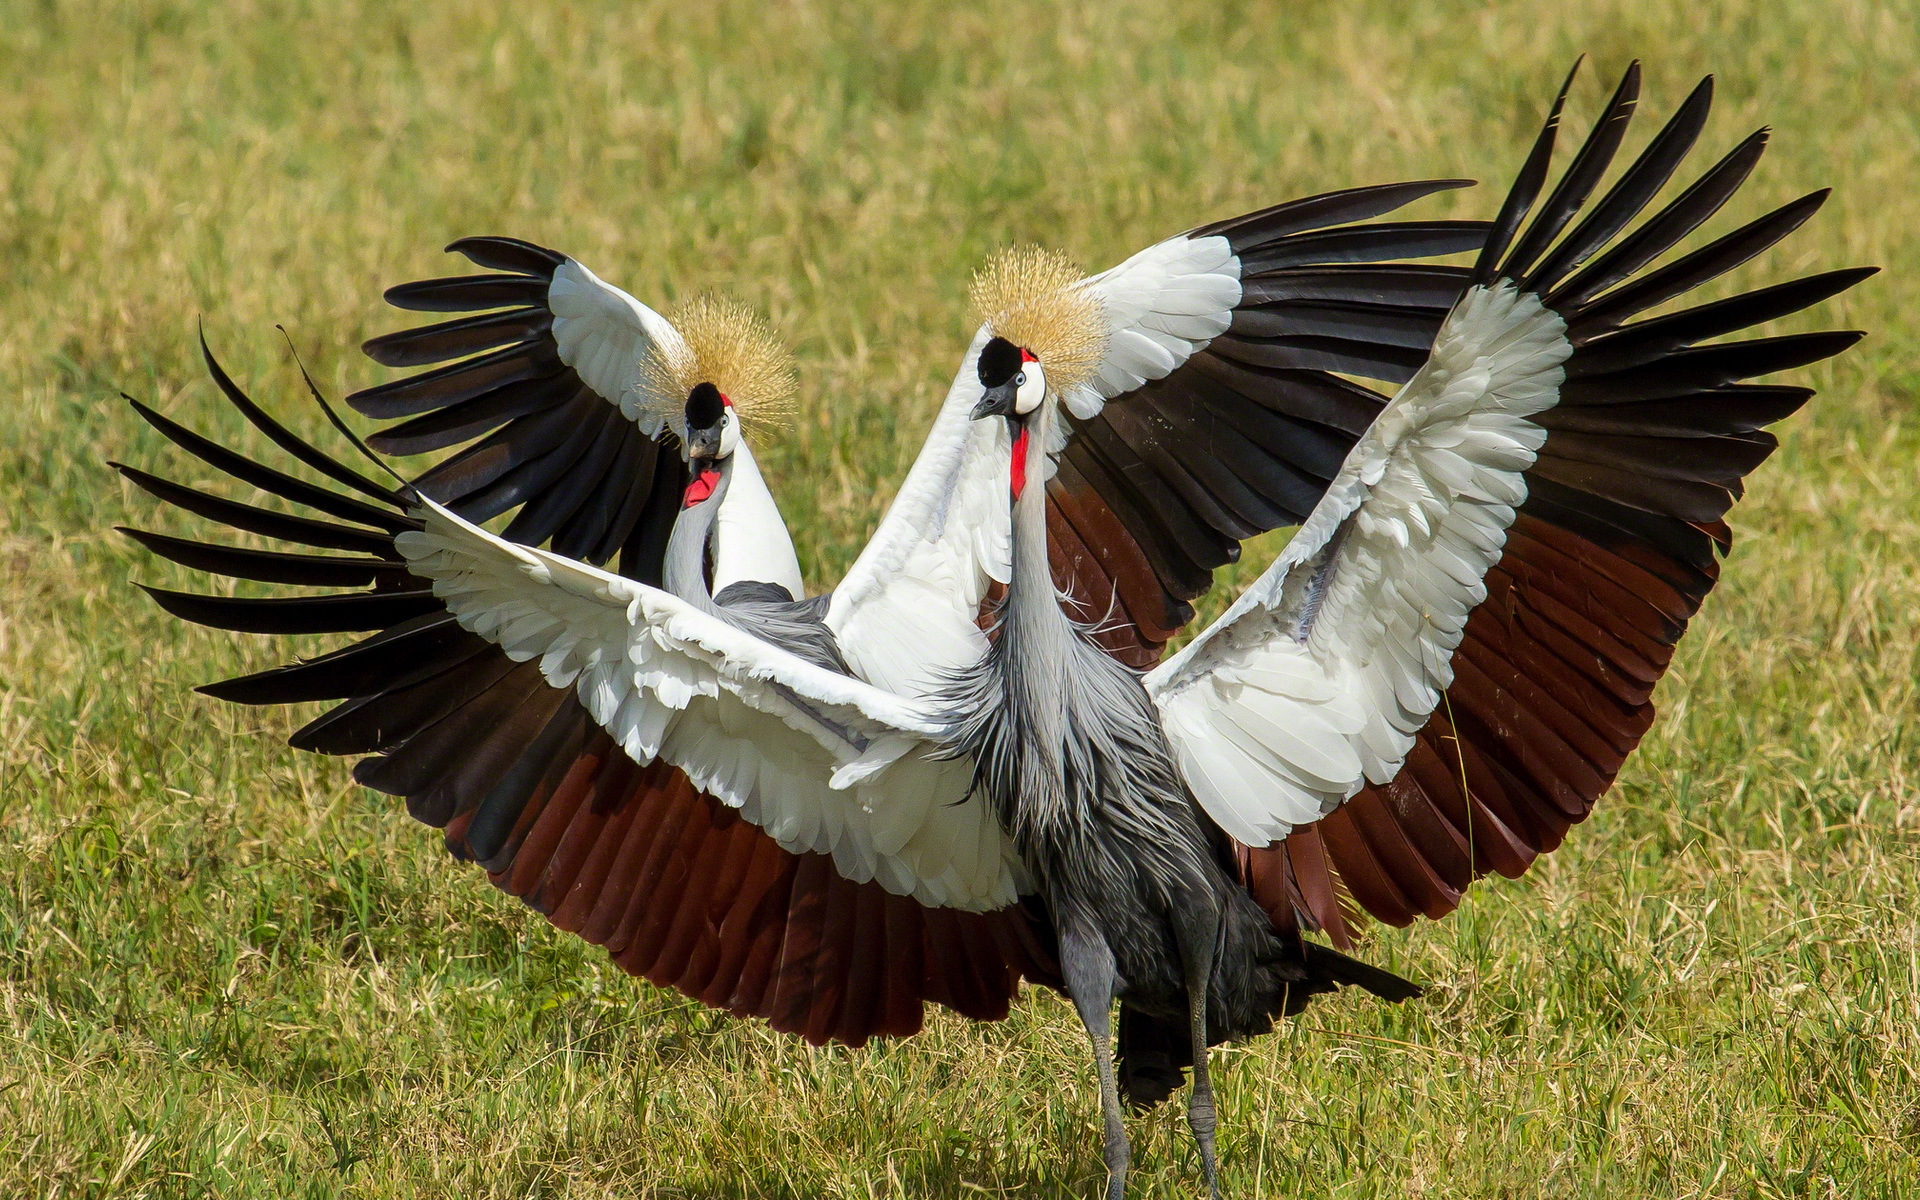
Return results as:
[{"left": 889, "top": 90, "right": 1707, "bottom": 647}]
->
[
  {"left": 1059, "top": 920, "right": 1129, "bottom": 1200},
  {"left": 1171, "top": 895, "right": 1223, "bottom": 1200}
]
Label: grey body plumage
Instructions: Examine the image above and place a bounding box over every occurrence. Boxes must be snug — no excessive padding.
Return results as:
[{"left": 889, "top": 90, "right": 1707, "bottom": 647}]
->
[
  {"left": 945, "top": 465, "right": 1319, "bottom": 1040},
  {"left": 713, "top": 582, "right": 847, "bottom": 673}
]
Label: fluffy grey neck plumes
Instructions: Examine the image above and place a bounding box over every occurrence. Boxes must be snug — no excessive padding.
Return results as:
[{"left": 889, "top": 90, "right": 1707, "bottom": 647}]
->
[
  {"left": 942, "top": 400, "right": 1398, "bottom": 1087},
  {"left": 944, "top": 404, "right": 1208, "bottom": 904}
]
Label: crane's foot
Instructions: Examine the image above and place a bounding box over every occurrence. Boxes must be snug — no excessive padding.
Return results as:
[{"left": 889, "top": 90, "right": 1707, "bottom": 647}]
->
[
  {"left": 1102, "top": 1121, "right": 1131, "bottom": 1200},
  {"left": 1188, "top": 1088, "right": 1221, "bottom": 1200}
]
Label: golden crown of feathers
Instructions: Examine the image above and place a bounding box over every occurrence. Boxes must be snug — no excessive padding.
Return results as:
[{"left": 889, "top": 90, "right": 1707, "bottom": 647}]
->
[
  {"left": 638, "top": 295, "right": 797, "bottom": 436},
  {"left": 970, "top": 246, "right": 1108, "bottom": 394}
]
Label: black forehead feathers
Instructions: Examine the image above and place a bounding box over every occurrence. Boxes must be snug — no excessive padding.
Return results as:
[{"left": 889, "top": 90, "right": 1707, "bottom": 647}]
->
[
  {"left": 684, "top": 380, "right": 725, "bottom": 430},
  {"left": 977, "top": 336, "right": 1023, "bottom": 388}
]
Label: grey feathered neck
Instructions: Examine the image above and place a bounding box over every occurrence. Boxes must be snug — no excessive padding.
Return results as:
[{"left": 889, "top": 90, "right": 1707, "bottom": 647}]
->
[
  {"left": 664, "top": 459, "right": 731, "bottom": 614},
  {"left": 663, "top": 455, "right": 849, "bottom": 674}
]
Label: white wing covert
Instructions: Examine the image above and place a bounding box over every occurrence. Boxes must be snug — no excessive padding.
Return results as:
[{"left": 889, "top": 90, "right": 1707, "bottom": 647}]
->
[
  {"left": 1147, "top": 283, "right": 1571, "bottom": 845},
  {"left": 545, "top": 258, "right": 685, "bottom": 433},
  {"left": 826, "top": 329, "right": 1014, "bottom": 697},
  {"left": 399, "top": 498, "right": 1022, "bottom": 910},
  {"left": 1064, "top": 234, "right": 1243, "bottom": 418}
]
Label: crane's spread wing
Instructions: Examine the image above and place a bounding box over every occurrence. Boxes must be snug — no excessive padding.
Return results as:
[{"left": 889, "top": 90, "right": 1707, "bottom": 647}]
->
[
  {"left": 397, "top": 500, "right": 1021, "bottom": 912},
  {"left": 118, "top": 346, "right": 1055, "bottom": 1045},
  {"left": 829, "top": 182, "right": 1493, "bottom": 691},
  {"left": 1143, "top": 67, "right": 1869, "bottom": 929},
  {"left": 349, "top": 238, "right": 692, "bottom": 574}
]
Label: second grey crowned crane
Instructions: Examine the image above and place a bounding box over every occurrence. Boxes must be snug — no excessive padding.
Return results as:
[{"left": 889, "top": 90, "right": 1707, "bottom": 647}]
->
[{"left": 668, "top": 379, "right": 847, "bottom": 672}]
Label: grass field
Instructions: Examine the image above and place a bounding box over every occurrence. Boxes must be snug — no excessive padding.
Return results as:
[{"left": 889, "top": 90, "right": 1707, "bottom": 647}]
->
[{"left": 2, "top": 1, "right": 1917, "bottom": 1196}]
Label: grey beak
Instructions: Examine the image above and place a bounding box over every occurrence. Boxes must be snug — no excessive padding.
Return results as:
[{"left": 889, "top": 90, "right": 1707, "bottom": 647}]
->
[
  {"left": 972, "top": 383, "right": 1018, "bottom": 421},
  {"left": 685, "top": 426, "right": 723, "bottom": 462}
]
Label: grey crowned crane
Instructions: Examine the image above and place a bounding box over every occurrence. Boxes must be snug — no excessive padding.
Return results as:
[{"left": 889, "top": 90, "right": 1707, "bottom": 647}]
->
[
  {"left": 952, "top": 62, "right": 1870, "bottom": 1195},
  {"left": 334, "top": 249, "right": 1069, "bottom": 1034},
  {"left": 126, "top": 173, "right": 1486, "bottom": 1048},
  {"left": 118, "top": 312, "right": 1062, "bottom": 1042}
]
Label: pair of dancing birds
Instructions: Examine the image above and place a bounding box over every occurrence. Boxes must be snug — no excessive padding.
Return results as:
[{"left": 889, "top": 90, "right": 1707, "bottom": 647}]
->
[{"left": 122, "top": 63, "right": 1873, "bottom": 1197}]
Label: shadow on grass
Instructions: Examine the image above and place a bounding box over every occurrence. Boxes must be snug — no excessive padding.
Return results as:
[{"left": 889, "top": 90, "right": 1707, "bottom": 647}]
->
[{"left": 682, "top": 1145, "right": 1097, "bottom": 1200}]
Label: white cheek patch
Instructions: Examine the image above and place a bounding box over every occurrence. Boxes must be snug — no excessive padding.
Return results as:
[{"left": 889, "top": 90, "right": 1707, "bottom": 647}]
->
[
  {"left": 719, "top": 412, "right": 741, "bottom": 457},
  {"left": 1014, "top": 363, "right": 1047, "bottom": 414}
]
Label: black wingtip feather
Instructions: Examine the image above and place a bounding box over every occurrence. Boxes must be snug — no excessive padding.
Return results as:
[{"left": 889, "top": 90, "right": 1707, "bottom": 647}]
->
[
  {"left": 1472, "top": 61, "right": 1579, "bottom": 285},
  {"left": 1562, "top": 331, "right": 1865, "bottom": 406},
  {"left": 1574, "top": 189, "right": 1832, "bottom": 334},
  {"left": 383, "top": 275, "right": 549, "bottom": 314},
  {"left": 275, "top": 326, "right": 411, "bottom": 491},
  {"left": 112, "top": 461, "right": 399, "bottom": 556},
  {"left": 138, "top": 584, "right": 443, "bottom": 635},
  {"left": 1238, "top": 221, "right": 1492, "bottom": 274},
  {"left": 195, "top": 614, "right": 475, "bottom": 705},
  {"left": 445, "top": 236, "right": 567, "bottom": 277},
  {"left": 1521, "top": 74, "right": 1715, "bottom": 295},
  {"left": 361, "top": 375, "right": 579, "bottom": 458},
  {"left": 1501, "top": 62, "right": 1643, "bottom": 284},
  {"left": 196, "top": 332, "right": 404, "bottom": 505},
  {"left": 346, "top": 341, "right": 564, "bottom": 420},
  {"left": 1570, "top": 269, "right": 1878, "bottom": 373},
  {"left": 361, "top": 307, "right": 551, "bottom": 369},
  {"left": 1546, "top": 126, "right": 1770, "bottom": 313},
  {"left": 123, "top": 394, "right": 412, "bottom": 533},
  {"left": 118, "top": 526, "right": 399, "bottom": 588},
  {"left": 1193, "top": 178, "right": 1478, "bottom": 249}
]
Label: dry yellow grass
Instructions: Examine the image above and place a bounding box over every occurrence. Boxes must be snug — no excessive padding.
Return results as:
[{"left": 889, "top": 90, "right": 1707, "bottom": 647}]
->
[{"left": 1, "top": 1, "right": 1916, "bottom": 1196}]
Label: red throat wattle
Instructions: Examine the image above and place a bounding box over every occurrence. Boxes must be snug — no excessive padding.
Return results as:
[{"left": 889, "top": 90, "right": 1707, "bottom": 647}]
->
[
  {"left": 1009, "top": 427, "right": 1031, "bottom": 500},
  {"left": 683, "top": 469, "right": 721, "bottom": 508}
]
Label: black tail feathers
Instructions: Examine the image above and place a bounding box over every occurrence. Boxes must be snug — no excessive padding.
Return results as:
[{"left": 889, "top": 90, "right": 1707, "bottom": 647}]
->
[
  {"left": 1115, "top": 937, "right": 1419, "bottom": 1110},
  {"left": 1302, "top": 941, "right": 1422, "bottom": 1003}
]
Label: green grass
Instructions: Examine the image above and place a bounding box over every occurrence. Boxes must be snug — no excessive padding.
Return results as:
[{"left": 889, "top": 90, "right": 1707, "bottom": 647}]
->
[{"left": 3, "top": 0, "right": 1918, "bottom": 1195}]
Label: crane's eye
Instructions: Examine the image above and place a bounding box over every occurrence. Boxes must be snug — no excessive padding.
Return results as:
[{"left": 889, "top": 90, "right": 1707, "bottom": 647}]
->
[{"left": 1014, "top": 372, "right": 1026, "bottom": 387}]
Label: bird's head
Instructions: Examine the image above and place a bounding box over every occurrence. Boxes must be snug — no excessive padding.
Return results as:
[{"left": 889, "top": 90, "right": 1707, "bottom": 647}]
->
[
  {"left": 971, "top": 336, "right": 1047, "bottom": 421},
  {"left": 635, "top": 294, "right": 796, "bottom": 509},
  {"left": 680, "top": 381, "right": 738, "bottom": 507},
  {"left": 967, "top": 246, "right": 1108, "bottom": 498}
]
